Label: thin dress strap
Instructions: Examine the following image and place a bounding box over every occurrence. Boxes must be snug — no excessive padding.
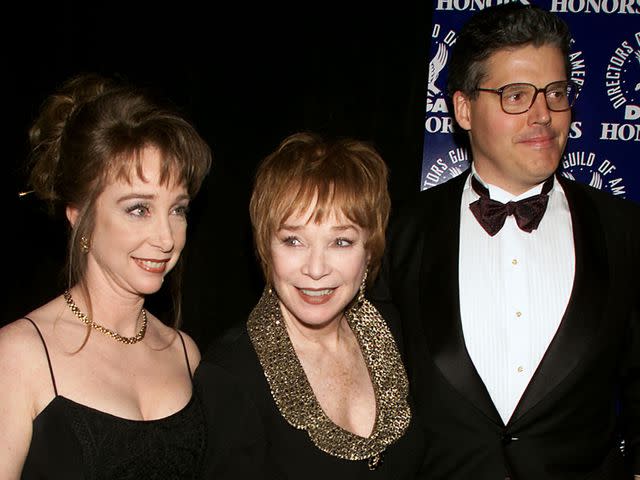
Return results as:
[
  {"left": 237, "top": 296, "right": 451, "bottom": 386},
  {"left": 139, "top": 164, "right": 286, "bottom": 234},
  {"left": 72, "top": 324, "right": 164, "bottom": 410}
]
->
[
  {"left": 176, "top": 331, "right": 193, "bottom": 381},
  {"left": 23, "top": 317, "right": 59, "bottom": 396}
]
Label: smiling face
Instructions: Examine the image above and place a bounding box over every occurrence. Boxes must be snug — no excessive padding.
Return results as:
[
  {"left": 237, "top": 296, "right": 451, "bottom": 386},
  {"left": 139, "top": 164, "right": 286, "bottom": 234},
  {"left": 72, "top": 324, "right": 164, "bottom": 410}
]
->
[
  {"left": 270, "top": 205, "right": 370, "bottom": 330},
  {"left": 83, "top": 146, "right": 190, "bottom": 296},
  {"left": 453, "top": 44, "right": 571, "bottom": 194}
]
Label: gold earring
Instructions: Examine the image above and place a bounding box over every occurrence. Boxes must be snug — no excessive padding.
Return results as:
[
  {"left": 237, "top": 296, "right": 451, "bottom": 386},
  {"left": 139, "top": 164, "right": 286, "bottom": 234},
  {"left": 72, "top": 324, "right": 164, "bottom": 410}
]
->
[
  {"left": 358, "top": 268, "right": 368, "bottom": 306},
  {"left": 80, "top": 235, "right": 90, "bottom": 254},
  {"left": 266, "top": 284, "right": 277, "bottom": 299}
]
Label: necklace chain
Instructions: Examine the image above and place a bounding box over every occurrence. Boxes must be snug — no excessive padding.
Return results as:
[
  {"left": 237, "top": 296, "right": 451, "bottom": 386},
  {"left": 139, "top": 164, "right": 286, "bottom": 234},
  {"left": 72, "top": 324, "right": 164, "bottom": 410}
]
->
[{"left": 63, "top": 290, "right": 147, "bottom": 345}]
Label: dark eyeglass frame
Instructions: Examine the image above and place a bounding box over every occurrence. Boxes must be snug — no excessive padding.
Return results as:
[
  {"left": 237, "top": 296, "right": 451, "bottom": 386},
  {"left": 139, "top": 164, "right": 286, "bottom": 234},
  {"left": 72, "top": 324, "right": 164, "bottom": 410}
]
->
[{"left": 474, "top": 80, "right": 581, "bottom": 115}]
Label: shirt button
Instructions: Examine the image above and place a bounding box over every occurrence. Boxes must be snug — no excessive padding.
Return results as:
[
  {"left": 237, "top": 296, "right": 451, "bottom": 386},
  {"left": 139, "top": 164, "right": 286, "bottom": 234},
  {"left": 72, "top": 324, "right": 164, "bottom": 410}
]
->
[
  {"left": 512, "top": 259, "right": 518, "bottom": 265},
  {"left": 517, "top": 366, "right": 524, "bottom": 373},
  {"left": 516, "top": 311, "right": 522, "bottom": 318}
]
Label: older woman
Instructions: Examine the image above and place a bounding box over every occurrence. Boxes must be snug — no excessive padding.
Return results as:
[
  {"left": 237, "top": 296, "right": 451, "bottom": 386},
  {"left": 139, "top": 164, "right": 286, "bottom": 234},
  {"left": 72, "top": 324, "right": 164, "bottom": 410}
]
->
[{"left": 196, "top": 132, "right": 425, "bottom": 478}]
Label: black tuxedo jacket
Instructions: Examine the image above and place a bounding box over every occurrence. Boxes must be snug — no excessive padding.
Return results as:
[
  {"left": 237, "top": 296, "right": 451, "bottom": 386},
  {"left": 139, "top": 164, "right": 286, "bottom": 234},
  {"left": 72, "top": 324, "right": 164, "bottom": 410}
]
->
[{"left": 371, "top": 172, "right": 640, "bottom": 480}]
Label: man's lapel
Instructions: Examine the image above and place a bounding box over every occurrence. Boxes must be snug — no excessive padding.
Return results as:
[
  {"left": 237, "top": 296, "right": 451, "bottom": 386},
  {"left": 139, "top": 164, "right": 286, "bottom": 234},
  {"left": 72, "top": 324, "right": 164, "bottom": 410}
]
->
[
  {"left": 420, "top": 172, "right": 503, "bottom": 425},
  {"left": 509, "top": 178, "right": 607, "bottom": 425}
]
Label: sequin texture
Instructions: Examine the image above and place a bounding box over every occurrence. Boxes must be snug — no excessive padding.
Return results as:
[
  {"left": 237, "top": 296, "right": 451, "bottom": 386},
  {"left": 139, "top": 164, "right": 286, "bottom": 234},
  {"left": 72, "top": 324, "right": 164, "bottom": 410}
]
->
[{"left": 247, "top": 289, "right": 411, "bottom": 462}]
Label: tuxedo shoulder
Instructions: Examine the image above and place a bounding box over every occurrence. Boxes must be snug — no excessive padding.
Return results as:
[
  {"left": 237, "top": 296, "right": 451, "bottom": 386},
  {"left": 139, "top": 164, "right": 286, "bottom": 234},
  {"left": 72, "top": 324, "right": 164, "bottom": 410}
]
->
[
  {"left": 415, "top": 174, "right": 464, "bottom": 207},
  {"left": 391, "top": 174, "right": 466, "bottom": 226},
  {"left": 563, "top": 177, "right": 640, "bottom": 221}
]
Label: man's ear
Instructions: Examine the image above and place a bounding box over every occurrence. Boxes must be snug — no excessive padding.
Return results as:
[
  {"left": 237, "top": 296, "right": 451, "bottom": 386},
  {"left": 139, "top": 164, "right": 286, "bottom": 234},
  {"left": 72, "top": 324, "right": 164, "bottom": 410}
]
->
[
  {"left": 66, "top": 205, "right": 80, "bottom": 227},
  {"left": 453, "top": 91, "right": 472, "bottom": 131}
]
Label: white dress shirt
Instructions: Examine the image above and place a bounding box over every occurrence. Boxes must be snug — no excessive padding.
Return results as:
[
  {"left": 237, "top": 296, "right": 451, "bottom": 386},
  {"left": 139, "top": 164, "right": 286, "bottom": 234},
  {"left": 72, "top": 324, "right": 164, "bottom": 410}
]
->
[{"left": 458, "top": 165, "right": 575, "bottom": 424}]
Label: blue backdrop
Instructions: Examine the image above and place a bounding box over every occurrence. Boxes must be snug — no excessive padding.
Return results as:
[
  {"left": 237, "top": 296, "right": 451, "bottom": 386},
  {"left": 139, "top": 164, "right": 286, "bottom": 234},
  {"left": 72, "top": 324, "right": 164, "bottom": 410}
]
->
[{"left": 422, "top": 0, "right": 640, "bottom": 203}]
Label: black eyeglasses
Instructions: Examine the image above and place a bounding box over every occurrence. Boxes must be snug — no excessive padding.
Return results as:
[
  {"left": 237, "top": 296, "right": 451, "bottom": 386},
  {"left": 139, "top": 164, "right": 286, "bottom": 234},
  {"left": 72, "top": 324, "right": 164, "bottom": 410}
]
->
[{"left": 474, "top": 80, "right": 581, "bottom": 114}]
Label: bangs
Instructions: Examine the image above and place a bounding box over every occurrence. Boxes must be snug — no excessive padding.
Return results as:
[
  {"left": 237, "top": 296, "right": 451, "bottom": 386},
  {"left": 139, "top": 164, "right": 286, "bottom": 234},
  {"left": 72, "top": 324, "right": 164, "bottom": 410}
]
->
[
  {"left": 274, "top": 174, "right": 371, "bottom": 232},
  {"left": 250, "top": 132, "right": 389, "bottom": 282},
  {"left": 105, "top": 146, "right": 187, "bottom": 191}
]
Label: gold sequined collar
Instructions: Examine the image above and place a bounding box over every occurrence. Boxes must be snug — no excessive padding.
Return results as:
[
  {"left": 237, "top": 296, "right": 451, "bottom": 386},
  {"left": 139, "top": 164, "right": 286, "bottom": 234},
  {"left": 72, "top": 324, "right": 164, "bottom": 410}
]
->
[{"left": 247, "top": 289, "right": 411, "bottom": 464}]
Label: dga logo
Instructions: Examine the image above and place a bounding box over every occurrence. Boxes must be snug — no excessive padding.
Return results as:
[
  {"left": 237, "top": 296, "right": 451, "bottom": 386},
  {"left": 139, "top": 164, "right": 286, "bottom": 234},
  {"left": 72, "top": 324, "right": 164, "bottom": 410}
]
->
[
  {"left": 422, "top": 147, "right": 470, "bottom": 190},
  {"left": 425, "top": 24, "right": 457, "bottom": 135},
  {"left": 601, "top": 32, "right": 640, "bottom": 141},
  {"left": 423, "top": 24, "right": 467, "bottom": 191},
  {"left": 560, "top": 151, "right": 628, "bottom": 197}
]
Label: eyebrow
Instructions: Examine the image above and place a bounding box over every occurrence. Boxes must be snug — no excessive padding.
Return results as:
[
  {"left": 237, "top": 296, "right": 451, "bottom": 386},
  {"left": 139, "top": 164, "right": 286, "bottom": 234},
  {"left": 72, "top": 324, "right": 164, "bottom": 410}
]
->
[
  {"left": 279, "top": 223, "right": 357, "bottom": 232},
  {"left": 117, "top": 193, "right": 190, "bottom": 203}
]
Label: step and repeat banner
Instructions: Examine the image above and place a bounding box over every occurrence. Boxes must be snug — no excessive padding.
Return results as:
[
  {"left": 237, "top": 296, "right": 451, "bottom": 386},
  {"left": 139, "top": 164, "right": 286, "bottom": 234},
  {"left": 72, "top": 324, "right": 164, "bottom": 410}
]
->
[{"left": 422, "top": 0, "right": 640, "bottom": 203}]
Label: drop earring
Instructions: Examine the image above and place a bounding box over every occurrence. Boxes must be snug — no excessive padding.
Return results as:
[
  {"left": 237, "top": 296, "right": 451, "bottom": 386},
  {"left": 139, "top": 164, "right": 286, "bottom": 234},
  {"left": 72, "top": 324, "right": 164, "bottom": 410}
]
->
[
  {"left": 80, "top": 235, "right": 90, "bottom": 254},
  {"left": 358, "top": 268, "right": 369, "bottom": 306}
]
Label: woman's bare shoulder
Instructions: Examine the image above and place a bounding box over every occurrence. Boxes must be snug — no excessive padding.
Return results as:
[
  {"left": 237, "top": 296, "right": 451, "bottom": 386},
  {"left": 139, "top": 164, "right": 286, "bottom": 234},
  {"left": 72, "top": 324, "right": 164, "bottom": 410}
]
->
[
  {"left": 0, "top": 316, "right": 54, "bottom": 419},
  {"left": 0, "top": 318, "right": 45, "bottom": 363},
  {"left": 0, "top": 298, "right": 66, "bottom": 368},
  {"left": 144, "top": 314, "right": 202, "bottom": 371},
  {"left": 176, "top": 329, "right": 201, "bottom": 370}
]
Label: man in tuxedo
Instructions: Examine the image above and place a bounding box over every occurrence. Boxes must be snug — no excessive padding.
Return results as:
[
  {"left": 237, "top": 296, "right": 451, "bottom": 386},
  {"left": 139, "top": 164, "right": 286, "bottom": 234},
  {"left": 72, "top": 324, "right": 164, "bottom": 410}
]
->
[{"left": 372, "top": 3, "right": 640, "bottom": 479}]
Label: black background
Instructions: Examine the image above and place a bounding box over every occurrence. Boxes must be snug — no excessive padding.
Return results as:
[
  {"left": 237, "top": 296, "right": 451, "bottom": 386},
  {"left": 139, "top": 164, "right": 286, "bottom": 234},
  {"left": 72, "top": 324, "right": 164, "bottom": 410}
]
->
[{"left": 5, "top": 1, "right": 431, "bottom": 351}]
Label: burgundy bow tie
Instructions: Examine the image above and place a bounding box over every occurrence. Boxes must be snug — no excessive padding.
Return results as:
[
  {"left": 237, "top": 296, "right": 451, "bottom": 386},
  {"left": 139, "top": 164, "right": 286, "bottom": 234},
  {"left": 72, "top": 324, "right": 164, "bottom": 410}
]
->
[{"left": 469, "top": 175, "right": 554, "bottom": 237}]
